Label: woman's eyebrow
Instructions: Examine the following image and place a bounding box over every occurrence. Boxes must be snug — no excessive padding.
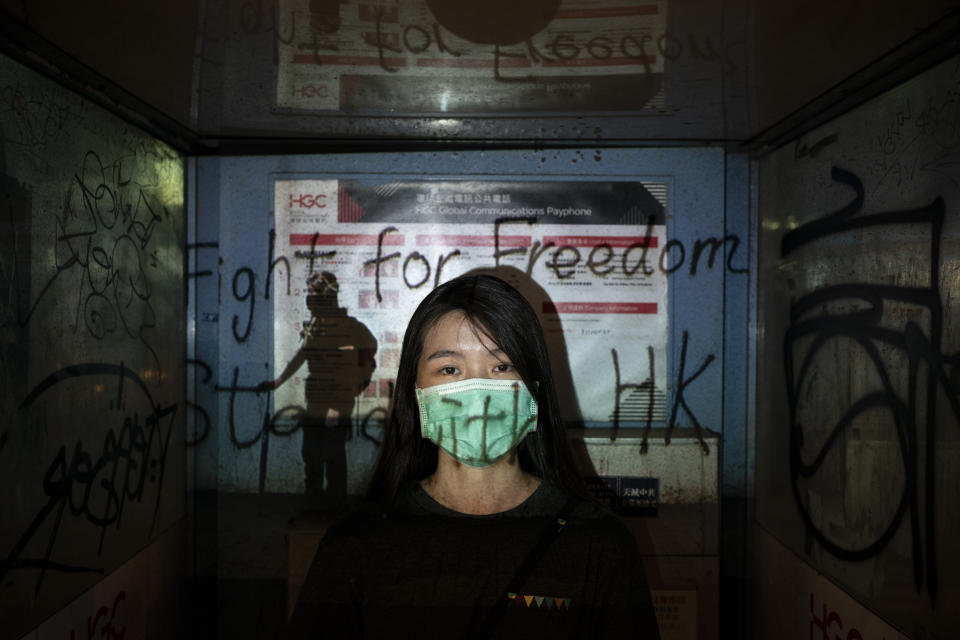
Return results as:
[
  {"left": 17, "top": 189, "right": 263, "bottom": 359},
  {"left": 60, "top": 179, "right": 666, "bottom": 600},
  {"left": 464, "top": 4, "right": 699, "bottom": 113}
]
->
[{"left": 423, "top": 349, "right": 460, "bottom": 361}]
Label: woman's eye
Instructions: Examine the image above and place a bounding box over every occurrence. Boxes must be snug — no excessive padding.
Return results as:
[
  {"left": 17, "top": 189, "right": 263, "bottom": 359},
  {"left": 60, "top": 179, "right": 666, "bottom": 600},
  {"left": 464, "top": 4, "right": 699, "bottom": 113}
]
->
[
  {"left": 493, "top": 363, "right": 514, "bottom": 373},
  {"left": 439, "top": 366, "right": 459, "bottom": 375}
]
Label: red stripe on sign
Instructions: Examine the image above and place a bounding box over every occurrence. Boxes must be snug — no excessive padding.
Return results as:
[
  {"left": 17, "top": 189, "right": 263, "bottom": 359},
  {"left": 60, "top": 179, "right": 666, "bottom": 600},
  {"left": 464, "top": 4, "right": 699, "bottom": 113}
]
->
[
  {"left": 541, "top": 55, "right": 656, "bottom": 68},
  {"left": 542, "top": 236, "right": 659, "bottom": 248},
  {"left": 554, "top": 6, "right": 659, "bottom": 19},
  {"left": 292, "top": 54, "right": 407, "bottom": 67},
  {"left": 416, "top": 57, "right": 532, "bottom": 69},
  {"left": 416, "top": 235, "right": 531, "bottom": 247},
  {"left": 290, "top": 234, "right": 404, "bottom": 246},
  {"left": 338, "top": 186, "right": 366, "bottom": 223},
  {"left": 542, "top": 302, "right": 658, "bottom": 314}
]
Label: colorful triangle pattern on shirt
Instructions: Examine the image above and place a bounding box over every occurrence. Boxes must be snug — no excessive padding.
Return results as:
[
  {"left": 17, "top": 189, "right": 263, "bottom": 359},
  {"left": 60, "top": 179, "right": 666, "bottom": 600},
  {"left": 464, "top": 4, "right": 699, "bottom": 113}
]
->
[{"left": 505, "top": 592, "right": 573, "bottom": 609}]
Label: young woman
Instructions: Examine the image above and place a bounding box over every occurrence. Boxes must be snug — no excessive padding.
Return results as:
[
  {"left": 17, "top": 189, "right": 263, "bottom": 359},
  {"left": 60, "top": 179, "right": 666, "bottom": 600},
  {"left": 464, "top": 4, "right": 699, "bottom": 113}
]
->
[{"left": 290, "top": 274, "right": 660, "bottom": 639}]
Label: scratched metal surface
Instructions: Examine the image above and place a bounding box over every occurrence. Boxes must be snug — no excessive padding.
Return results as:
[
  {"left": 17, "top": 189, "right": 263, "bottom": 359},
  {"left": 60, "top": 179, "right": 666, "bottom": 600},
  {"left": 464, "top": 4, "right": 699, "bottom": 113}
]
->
[
  {"left": 0, "top": 55, "right": 186, "bottom": 637},
  {"left": 756, "top": 53, "right": 960, "bottom": 637}
]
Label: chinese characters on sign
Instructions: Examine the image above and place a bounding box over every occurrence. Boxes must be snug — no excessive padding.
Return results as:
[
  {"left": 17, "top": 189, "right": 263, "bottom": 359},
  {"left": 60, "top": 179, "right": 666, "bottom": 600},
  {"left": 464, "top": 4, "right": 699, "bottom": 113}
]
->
[{"left": 272, "top": 178, "right": 669, "bottom": 437}]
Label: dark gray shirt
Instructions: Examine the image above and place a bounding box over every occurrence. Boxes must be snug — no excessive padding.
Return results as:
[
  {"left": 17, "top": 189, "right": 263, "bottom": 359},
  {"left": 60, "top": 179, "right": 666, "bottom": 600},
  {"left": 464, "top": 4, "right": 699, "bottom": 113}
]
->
[{"left": 290, "top": 482, "right": 660, "bottom": 639}]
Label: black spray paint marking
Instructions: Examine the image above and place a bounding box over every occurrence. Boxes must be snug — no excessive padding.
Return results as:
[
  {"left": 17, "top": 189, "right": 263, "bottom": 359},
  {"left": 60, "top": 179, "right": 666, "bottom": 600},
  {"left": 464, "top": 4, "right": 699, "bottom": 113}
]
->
[
  {"left": 666, "top": 331, "right": 714, "bottom": 453},
  {"left": 360, "top": 215, "right": 747, "bottom": 303},
  {"left": 193, "top": 214, "right": 737, "bottom": 477},
  {"left": 781, "top": 166, "right": 960, "bottom": 603},
  {"left": 3, "top": 363, "right": 177, "bottom": 595},
  {"left": 366, "top": 13, "right": 739, "bottom": 78},
  {"left": 610, "top": 331, "right": 714, "bottom": 454},
  {"left": 231, "top": 268, "right": 255, "bottom": 342},
  {"left": 424, "top": 385, "right": 533, "bottom": 465},
  {"left": 362, "top": 226, "right": 401, "bottom": 303},
  {"left": 17, "top": 150, "right": 165, "bottom": 370},
  {"left": 265, "top": 229, "right": 291, "bottom": 300},
  {"left": 186, "top": 241, "right": 218, "bottom": 281},
  {"left": 610, "top": 345, "right": 657, "bottom": 453},
  {"left": 214, "top": 367, "right": 387, "bottom": 492},
  {"left": 185, "top": 359, "right": 213, "bottom": 446},
  {"left": 215, "top": 215, "right": 743, "bottom": 343}
]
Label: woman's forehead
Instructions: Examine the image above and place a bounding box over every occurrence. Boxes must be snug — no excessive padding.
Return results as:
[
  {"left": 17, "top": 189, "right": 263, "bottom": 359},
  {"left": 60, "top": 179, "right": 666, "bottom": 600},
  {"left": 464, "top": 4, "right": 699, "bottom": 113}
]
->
[{"left": 422, "top": 311, "right": 499, "bottom": 353}]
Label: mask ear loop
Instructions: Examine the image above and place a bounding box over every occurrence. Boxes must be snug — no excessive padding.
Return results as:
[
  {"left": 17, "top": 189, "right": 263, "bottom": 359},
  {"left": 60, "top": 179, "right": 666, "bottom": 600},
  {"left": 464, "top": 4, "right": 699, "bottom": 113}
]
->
[
  {"left": 414, "top": 386, "right": 431, "bottom": 438},
  {"left": 527, "top": 380, "right": 540, "bottom": 431}
]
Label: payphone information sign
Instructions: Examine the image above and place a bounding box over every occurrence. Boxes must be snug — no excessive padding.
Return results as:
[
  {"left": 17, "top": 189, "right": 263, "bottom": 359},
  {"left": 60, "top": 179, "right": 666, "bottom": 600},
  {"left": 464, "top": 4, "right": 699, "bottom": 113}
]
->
[
  {"left": 585, "top": 475, "right": 660, "bottom": 515},
  {"left": 276, "top": 0, "right": 666, "bottom": 114},
  {"left": 272, "top": 179, "right": 668, "bottom": 427}
]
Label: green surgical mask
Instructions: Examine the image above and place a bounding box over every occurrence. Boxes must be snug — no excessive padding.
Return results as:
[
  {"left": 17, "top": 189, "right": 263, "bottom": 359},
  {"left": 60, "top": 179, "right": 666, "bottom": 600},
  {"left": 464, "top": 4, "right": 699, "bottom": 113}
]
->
[{"left": 415, "top": 378, "right": 538, "bottom": 468}]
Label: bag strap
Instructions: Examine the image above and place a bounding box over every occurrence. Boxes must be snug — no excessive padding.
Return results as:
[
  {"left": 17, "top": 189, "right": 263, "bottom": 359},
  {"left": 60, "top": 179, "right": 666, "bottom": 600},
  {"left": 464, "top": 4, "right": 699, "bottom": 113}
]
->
[{"left": 470, "top": 495, "right": 579, "bottom": 639}]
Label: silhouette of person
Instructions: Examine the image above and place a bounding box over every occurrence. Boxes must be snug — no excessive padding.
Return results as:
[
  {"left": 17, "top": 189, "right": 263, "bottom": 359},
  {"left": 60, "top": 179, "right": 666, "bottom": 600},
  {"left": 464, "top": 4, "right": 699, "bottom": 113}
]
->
[{"left": 260, "top": 272, "right": 377, "bottom": 508}]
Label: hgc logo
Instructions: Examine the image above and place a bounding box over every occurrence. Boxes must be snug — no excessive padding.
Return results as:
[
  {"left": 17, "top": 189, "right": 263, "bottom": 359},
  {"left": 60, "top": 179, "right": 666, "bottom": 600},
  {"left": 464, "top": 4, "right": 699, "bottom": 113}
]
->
[
  {"left": 289, "top": 194, "right": 327, "bottom": 208},
  {"left": 292, "top": 85, "right": 329, "bottom": 98}
]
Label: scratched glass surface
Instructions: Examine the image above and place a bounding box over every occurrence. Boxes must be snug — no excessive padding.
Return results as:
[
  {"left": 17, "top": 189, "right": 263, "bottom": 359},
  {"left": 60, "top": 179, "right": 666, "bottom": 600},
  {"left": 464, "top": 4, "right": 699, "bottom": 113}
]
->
[
  {"left": 0, "top": 54, "right": 186, "bottom": 638},
  {"left": 202, "top": 0, "right": 751, "bottom": 140},
  {"left": 756, "top": 54, "right": 960, "bottom": 638}
]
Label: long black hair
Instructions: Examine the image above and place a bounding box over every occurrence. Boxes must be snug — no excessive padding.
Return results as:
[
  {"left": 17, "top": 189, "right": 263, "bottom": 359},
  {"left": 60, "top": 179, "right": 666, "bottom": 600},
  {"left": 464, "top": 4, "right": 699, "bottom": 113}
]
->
[{"left": 365, "top": 274, "right": 586, "bottom": 501}]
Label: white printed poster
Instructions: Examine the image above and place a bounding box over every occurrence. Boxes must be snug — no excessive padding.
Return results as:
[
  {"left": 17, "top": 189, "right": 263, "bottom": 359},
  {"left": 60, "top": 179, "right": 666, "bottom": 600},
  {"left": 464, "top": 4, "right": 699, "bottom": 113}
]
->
[
  {"left": 276, "top": 0, "right": 666, "bottom": 113},
  {"left": 271, "top": 179, "right": 669, "bottom": 433}
]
